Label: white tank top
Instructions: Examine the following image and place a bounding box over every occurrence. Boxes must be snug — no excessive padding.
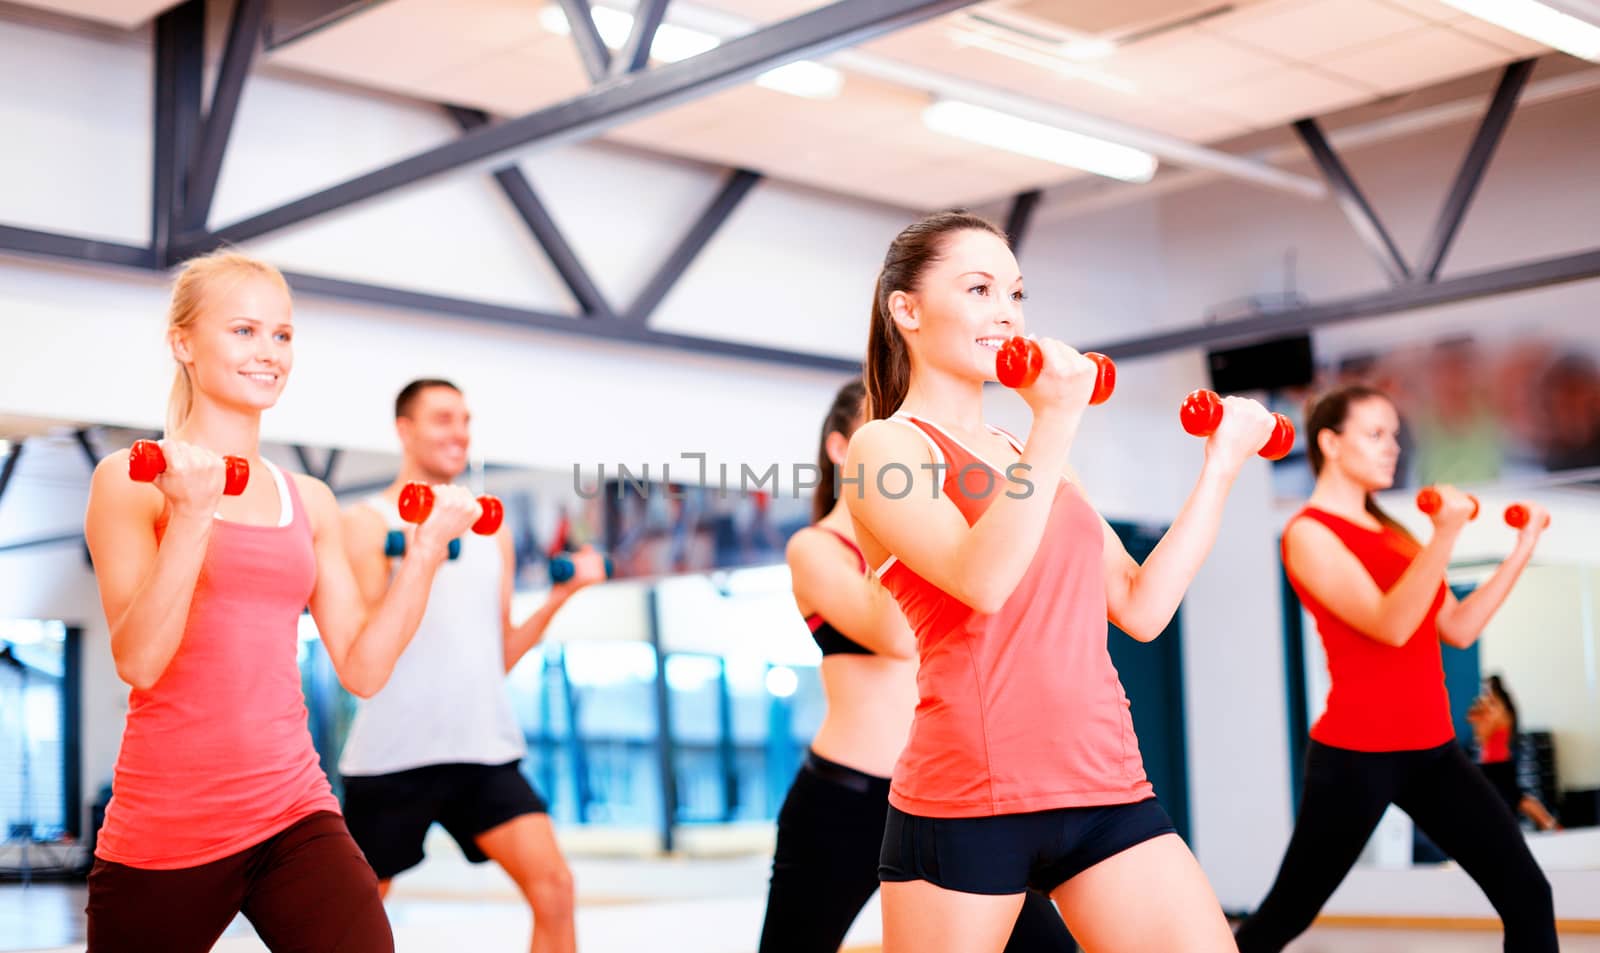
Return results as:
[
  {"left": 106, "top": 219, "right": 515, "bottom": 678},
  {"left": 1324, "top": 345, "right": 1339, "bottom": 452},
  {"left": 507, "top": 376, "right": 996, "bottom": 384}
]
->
[{"left": 337, "top": 495, "right": 526, "bottom": 776}]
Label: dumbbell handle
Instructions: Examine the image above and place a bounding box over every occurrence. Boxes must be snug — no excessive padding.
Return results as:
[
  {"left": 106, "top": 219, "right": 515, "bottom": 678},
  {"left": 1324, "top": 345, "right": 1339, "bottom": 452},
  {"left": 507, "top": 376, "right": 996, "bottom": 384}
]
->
[
  {"left": 1178, "top": 392, "right": 1295, "bottom": 461},
  {"left": 128, "top": 439, "right": 249, "bottom": 496},
  {"left": 1416, "top": 487, "right": 1480, "bottom": 521},
  {"left": 550, "top": 552, "right": 614, "bottom": 584},
  {"left": 1504, "top": 504, "right": 1550, "bottom": 530},
  {"left": 398, "top": 483, "right": 505, "bottom": 535},
  {"left": 994, "top": 337, "right": 1115, "bottom": 404}
]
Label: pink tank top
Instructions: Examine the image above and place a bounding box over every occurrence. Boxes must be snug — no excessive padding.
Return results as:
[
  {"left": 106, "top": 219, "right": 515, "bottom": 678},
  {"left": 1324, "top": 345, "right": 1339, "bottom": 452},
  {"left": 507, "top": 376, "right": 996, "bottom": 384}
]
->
[
  {"left": 96, "top": 469, "right": 339, "bottom": 869},
  {"left": 877, "top": 415, "right": 1152, "bottom": 817}
]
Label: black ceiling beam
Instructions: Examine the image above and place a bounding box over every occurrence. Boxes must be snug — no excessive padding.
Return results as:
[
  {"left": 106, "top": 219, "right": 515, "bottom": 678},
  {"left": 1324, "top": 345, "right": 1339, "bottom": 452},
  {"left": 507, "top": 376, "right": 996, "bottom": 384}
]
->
[
  {"left": 615, "top": 0, "right": 672, "bottom": 76},
  {"left": 73, "top": 429, "right": 103, "bottom": 471},
  {"left": 1004, "top": 189, "right": 1041, "bottom": 256},
  {"left": 1088, "top": 246, "right": 1600, "bottom": 361},
  {"left": 446, "top": 106, "right": 616, "bottom": 320},
  {"left": 1417, "top": 59, "right": 1535, "bottom": 283},
  {"left": 1293, "top": 118, "right": 1412, "bottom": 286},
  {"left": 0, "top": 531, "right": 85, "bottom": 556},
  {"left": 321, "top": 448, "right": 342, "bottom": 487},
  {"left": 625, "top": 169, "right": 760, "bottom": 324},
  {"left": 0, "top": 441, "right": 22, "bottom": 510},
  {"left": 152, "top": 0, "right": 206, "bottom": 267},
  {"left": 182, "top": 0, "right": 267, "bottom": 232},
  {"left": 291, "top": 444, "right": 341, "bottom": 484},
  {"left": 0, "top": 225, "right": 156, "bottom": 269},
  {"left": 556, "top": 0, "right": 614, "bottom": 83},
  {"left": 280, "top": 269, "right": 860, "bottom": 372},
  {"left": 183, "top": 0, "right": 981, "bottom": 254}
]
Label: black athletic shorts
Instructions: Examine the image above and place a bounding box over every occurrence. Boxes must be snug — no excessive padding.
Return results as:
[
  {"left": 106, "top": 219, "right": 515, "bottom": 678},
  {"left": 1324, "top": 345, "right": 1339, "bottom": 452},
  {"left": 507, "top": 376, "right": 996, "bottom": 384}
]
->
[
  {"left": 879, "top": 797, "right": 1175, "bottom": 895},
  {"left": 342, "top": 760, "right": 548, "bottom": 880}
]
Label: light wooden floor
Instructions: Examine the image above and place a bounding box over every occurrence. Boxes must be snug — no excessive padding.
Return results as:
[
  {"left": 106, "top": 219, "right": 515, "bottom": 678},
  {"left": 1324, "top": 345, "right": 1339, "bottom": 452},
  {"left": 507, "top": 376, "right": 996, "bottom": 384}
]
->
[{"left": 8, "top": 878, "right": 1600, "bottom": 953}]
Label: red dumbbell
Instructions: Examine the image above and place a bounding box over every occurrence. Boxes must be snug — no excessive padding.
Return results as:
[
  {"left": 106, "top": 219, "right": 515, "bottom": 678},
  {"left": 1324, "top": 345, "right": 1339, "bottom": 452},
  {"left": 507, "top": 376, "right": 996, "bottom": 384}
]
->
[
  {"left": 1504, "top": 504, "right": 1549, "bottom": 530},
  {"left": 994, "top": 337, "right": 1115, "bottom": 404},
  {"left": 398, "top": 483, "right": 505, "bottom": 536},
  {"left": 1416, "top": 486, "right": 1480, "bottom": 521},
  {"left": 128, "top": 439, "right": 248, "bottom": 496},
  {"left": 1178, "top": 391, "right": 1296, "bottom": 461}
]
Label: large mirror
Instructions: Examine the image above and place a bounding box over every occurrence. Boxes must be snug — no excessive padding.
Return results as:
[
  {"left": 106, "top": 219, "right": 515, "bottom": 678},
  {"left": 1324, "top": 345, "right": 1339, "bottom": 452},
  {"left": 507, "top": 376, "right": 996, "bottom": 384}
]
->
[
  {"left": 1270, "top": 319, "right": 1600, "bottom": 872},
  {"left": 0, "top": 414, "right": 827, "bottom": 883}
]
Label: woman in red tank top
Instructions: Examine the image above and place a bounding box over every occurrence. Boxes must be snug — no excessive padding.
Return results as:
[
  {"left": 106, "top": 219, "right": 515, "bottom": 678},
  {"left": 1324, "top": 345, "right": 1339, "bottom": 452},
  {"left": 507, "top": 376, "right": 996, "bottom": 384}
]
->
[
  {"left": 82, "top": 251, "right": 483, "bottom": 953},
  {"left": 843, "top": 212, "right": 1279, "bottom": 953},
  {"left": 1235, "top": 384, "right": 1556, "bottom": 952}
]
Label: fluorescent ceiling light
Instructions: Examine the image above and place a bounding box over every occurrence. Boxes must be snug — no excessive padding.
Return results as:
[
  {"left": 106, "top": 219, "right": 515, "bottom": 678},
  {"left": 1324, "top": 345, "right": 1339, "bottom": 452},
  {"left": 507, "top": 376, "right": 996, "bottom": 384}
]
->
[
  {"left": 1061, "top": 37, "right": 1117, "bottom": 61},
  {"left": 539, "top": 5, "right": 841, "bottom": 97},
  {"left": 948, "top": 29, "right": 1137, "bottom": 92},
  {"left": 922, "top": 100, "right": 1158, "bottom": 183},
  {"left": 1441, "top": 0, "right": 1600, "bottom": 61},
  {"left": 756, "top": 60, "right": 846, "bottom": 99}
]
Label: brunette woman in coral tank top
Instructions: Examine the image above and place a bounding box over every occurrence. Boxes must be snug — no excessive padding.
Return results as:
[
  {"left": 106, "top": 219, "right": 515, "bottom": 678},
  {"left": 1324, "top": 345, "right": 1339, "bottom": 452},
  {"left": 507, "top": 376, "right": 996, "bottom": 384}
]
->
[{"left": 844, "top": 212, "right": 1278, "bottom": 953}]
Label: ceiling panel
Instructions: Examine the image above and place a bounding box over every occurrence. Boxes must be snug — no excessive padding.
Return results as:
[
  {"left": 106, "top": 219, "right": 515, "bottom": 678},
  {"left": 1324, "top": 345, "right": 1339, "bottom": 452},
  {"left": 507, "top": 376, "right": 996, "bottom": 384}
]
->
[
  {"left": 252, "top": 0, "right": 1550, "bottom": 212},
  {"left": 1204, "top": 0, "right": 1429, "bottom": 60},
  {"left": 4, "top": 0, "right": 180, "bottom": 29},
  {"left": 1097, "top": 31, "right": 1291, "bottom": 95},
  {"left": 1320, "top": 25, "right": 1515, "bottom": 94},
  {"left": 1202, "top": 65, "right": 1375, "bottom": 126},
  {"left": 1376, "top": 0, "right": 1469, "bottom": 23},
  {"left": 424, "top": 35, "right": 591, "bottom": 117},
  {"left": 1449, "top": 16, "right": 1552, "bottom": 56}
]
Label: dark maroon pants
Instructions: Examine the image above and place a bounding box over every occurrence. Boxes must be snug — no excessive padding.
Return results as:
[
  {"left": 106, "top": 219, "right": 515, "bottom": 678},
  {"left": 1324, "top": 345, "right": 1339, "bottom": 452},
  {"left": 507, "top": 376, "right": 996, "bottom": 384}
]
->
[{"left": 86, "top": 811, "right": 393, "bottom": 953}]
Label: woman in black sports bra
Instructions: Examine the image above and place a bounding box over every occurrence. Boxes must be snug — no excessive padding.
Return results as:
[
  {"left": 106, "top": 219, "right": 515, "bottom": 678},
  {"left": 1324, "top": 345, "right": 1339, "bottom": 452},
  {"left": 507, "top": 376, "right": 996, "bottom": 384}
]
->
[{"left": 756, "top": 379, "right": 1075, "bottom": 953}]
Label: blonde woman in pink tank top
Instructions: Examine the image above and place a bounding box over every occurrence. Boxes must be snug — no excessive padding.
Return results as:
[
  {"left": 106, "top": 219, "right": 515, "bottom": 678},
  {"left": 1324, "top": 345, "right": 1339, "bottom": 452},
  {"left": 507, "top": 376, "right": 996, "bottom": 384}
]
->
[
  {"left": 843, "top": 213, "right": 1278, "bottom": 953},
  {"left": 81, "top": 252, "right": 483, "bottom": 953}
]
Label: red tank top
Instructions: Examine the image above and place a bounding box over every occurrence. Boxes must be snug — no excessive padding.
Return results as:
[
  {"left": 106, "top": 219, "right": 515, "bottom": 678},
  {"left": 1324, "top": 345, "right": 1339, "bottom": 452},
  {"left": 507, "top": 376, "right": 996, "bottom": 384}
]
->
[
  {"left": 96, "top": 469, "right": 339, "bottom": 869},
  {"left": 877, "top": 415, "right": 1152, "bottom": 817},
  {"left": 1286, "top": 507, "right": 1454, "bottom": 752},
  {"left": 1482, "top": 725, "right": 1512, "bottom": 763}
]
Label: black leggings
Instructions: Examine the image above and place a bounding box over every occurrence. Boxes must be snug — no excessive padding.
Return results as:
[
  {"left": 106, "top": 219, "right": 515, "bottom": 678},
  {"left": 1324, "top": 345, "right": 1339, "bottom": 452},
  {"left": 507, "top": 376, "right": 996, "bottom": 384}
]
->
[
  {"left": 758, "top": 751, "right": 1077, "bottom": 953},
  {"left": 1235, "top": 741, "right": 1555, "bottom": 953}
]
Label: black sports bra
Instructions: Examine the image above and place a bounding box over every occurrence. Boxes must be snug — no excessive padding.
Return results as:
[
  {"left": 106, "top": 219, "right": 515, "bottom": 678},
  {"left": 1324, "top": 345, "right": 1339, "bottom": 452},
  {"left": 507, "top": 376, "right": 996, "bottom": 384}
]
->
[{"left": 801, "top": 528, "right": 875, "bottom": 657}]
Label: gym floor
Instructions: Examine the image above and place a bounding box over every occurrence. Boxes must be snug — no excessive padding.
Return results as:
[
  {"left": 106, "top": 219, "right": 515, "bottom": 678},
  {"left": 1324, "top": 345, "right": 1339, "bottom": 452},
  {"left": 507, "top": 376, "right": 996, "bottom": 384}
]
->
[{"left": 6, "top": 857, "right": 1599, "bottom": 953}]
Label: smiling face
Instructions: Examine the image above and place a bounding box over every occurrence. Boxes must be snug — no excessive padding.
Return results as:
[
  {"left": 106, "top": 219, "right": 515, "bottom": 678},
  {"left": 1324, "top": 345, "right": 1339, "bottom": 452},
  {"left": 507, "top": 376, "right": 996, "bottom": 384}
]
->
[
  {"left": 889, "top": 227, "right": 1026, "bottom": 384},
  {"left": 397, "top": 384, "right": 471, "bottom": 480},
  {"left": 170, "top": 272, "right": 294, "bottom": 415}
]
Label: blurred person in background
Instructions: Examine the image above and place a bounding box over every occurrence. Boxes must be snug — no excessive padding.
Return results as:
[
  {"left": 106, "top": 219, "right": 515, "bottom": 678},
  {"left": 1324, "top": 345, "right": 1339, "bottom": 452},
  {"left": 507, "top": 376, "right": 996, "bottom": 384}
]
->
[
  {"left": 1469, "top": 675, "right": 1561, "bottom": 832},
  {"left": 1491, "top": 340, "right": 1560, "bottom": 477},
  {"left": 1538, "top": 353, "right": 1600, "bottom": 472},
  {"left": 1413, "top": 337, "right": 1503, "bottom": 486}
]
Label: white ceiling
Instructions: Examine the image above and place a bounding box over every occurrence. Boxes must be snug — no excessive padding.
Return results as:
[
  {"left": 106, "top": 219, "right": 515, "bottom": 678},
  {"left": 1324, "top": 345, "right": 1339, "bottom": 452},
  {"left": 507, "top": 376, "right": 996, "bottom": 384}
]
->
[{"left": 5, "top": 0, "right": 1565, "bottom": 209}]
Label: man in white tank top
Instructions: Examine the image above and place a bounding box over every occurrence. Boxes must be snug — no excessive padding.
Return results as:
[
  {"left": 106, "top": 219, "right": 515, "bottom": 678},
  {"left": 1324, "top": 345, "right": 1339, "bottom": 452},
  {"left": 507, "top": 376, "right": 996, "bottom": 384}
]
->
[{"left": 339, "top": 379, "right": 605, "bottom": 953}]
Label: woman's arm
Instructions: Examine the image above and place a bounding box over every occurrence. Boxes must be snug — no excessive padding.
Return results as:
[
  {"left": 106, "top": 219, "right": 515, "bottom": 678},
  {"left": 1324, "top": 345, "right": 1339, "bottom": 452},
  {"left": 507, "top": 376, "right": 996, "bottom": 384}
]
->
[
  {"left": 84, "top": 444, "right": 223, "bottom": 690},
  {"left": 304, "top": 477, "right": 480, "bottom": 697},
  {"left": 1435, "top": 502, "right": 1549, "bottom": 648},
  {"left": 1285, "top": 493, "right": 1474, "bottom": 647},
  {"left": 788, "top": 529, "right": 914, "bottom": 658},
  {"left": 1099, "top": 396, "right": 1276, "bottom": 641}
]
